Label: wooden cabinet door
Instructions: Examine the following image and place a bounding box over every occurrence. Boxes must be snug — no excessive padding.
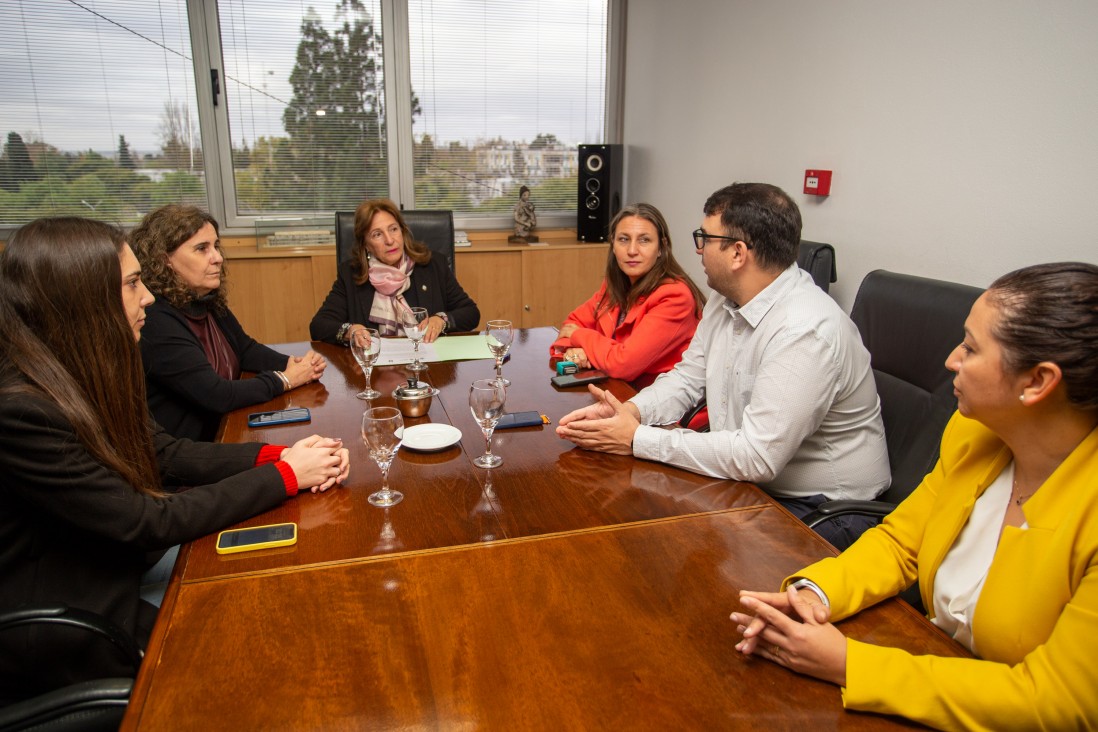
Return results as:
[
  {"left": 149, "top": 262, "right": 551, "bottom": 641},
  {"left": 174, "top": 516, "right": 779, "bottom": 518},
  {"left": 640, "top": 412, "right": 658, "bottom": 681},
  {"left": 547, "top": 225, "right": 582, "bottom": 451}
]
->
[
  {"left": 455, "top": 250, "right": 524, "bottom": 330},
  {"left": 520, "top": 246, "right": 607, "bottom": 327},
  {"left": 228, "top": 257, "right": 328, "bottom": 343}
]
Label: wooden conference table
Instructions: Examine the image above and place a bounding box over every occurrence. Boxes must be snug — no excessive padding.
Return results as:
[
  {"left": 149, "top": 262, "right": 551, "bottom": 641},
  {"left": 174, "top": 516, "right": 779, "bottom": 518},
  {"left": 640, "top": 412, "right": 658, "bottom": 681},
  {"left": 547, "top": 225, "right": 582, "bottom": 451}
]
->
[{"left": 122, "top": 328, "right": 966, "bottom": 730}]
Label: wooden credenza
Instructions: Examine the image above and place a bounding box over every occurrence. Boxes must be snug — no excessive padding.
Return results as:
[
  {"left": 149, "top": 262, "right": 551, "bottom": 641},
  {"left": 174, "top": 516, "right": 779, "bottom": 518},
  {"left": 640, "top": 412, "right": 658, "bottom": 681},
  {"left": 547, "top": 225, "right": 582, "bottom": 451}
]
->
[{"left": 222, "top": 228, "right": 607, "bottom": 343}]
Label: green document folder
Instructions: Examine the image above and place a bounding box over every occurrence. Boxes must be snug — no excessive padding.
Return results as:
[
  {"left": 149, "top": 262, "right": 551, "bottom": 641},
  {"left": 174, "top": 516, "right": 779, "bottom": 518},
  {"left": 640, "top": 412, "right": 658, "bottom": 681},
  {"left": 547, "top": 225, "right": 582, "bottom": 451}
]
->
[{"left": 431, "top": 335, "right": 494, "bottom": 362}]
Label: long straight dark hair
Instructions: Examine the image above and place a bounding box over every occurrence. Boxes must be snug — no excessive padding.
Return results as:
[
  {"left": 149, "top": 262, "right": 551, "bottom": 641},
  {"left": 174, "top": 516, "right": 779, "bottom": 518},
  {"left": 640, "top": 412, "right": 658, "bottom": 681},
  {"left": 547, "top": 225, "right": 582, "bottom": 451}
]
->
[
  {"left": 0, "top": 217, "right": 160, "bottom": 496},
  {"left": 597, "top": 203, "right": 705, "bottom": 319}
]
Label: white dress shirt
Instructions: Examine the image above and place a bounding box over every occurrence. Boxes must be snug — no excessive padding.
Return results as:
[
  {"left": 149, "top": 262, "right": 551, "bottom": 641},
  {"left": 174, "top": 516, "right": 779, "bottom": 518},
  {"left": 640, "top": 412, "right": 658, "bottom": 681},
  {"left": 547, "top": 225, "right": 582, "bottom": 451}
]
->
[{"left": 630, "top": 265, "right": 889, "bottom": 500}]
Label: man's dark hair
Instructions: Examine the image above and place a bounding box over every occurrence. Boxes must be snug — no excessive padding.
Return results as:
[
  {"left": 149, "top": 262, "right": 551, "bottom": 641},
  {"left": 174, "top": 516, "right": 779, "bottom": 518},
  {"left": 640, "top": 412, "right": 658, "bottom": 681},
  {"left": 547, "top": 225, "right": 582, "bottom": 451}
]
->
[{"left": 702, "top": 183, "right": 801, "bottom": 271}]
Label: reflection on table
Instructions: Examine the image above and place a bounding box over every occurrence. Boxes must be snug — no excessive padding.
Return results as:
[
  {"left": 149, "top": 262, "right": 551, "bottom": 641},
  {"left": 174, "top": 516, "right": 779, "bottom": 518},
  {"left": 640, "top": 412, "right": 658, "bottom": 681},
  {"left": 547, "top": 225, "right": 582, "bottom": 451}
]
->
[{"left": 123, "top": 328, "right": 967, "bottom": 730}]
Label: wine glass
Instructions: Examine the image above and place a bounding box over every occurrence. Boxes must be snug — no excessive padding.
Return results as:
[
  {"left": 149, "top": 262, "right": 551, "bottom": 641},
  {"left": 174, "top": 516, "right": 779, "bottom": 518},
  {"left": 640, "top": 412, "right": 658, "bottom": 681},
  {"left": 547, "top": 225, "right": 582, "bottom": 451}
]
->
[
  {"left": 361, "top": 406, "right": 404, "bottom": 507},
  {"left": 485, "top": 319, "right": 514, "bottom": 386},
  {"left": 349, "top": 327, "right": 382, "bottom": 400},
  {"left": 469, "top": 378, "right": 506, "bottom": 468},
  {"left": 402, "top": 307, "right": 429, "bottom": 372}
]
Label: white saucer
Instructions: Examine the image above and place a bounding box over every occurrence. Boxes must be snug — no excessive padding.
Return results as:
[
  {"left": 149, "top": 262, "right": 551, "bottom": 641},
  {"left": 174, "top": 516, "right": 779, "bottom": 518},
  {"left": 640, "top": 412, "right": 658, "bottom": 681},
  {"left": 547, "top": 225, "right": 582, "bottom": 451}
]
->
[{"left": 402, "top": 423, "right": 462, "bottom": 452}]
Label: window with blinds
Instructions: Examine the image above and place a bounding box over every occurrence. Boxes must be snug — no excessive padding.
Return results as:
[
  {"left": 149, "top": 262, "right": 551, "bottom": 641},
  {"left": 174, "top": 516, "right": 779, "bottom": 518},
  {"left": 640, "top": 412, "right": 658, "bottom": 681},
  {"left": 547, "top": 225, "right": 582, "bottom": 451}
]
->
[
  {"left": 217, "top": 0, "right": 389, "bottom": 216},
  {"left": 408, "top": 0, "right": 608, "bottom": 218},
  {"left": 1, "top": 0, "right": 614, "bottom": 230},
  {"left": 0, "top": 0, "right": 208, "bottom": 226}
]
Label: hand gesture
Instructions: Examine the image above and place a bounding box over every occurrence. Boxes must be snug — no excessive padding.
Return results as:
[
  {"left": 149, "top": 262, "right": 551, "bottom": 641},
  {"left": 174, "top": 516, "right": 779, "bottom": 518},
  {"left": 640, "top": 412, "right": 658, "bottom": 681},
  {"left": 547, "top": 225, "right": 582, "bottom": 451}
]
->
[
  {"left": 280, "top": 435, "right": 349, "bottom": 493},
  {"left": 562, "top": 347, "right": 590, "bottom": 369},
  {"left": 730, "top": 587, "right": 847, "bottom": 686},
  {"left": 557, "top": 384, "right": 619, "bottom": 427},
  {"left": 423, "top": 315, "right": 446, "bottom": 343},
  {"left": 349, "top": 327, "right": 372, "bottom": 348},
  {"left": 555, "top": 385, "right": 640, "bottom": 456},
  {"left": 283, "top": 350, "right": 326, "bottom": 388}
]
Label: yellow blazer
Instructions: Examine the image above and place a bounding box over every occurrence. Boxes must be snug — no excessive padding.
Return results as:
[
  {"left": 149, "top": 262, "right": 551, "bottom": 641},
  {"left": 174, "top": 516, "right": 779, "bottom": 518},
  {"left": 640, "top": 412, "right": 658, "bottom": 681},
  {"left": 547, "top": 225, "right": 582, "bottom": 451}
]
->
[{"left": 793, "top": 413, "right": 1098, "bottom": 731}]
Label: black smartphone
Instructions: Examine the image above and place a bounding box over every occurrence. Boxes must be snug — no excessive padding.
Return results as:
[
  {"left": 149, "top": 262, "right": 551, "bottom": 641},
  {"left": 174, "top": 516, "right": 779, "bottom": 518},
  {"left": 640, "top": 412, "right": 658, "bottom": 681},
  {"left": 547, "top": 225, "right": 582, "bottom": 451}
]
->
[
  {"left": 496, "top": 411, "right": 546, "bottom": 429},
  {"left": 215, "top": 523, "right": 298, "bottom": 554},
  {"left": 551, "top": 369, "right": 609, "bottom": 388},
  {"left": 247, "top": 407, "right": 311, "bottom": 427}
]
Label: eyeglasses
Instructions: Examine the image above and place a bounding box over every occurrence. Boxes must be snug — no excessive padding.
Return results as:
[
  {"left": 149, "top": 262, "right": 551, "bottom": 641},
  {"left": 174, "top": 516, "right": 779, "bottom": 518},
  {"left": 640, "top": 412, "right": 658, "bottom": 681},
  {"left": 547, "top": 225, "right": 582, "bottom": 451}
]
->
[{"left": 692, "top": 229, "right": 751, "bottom": 251}]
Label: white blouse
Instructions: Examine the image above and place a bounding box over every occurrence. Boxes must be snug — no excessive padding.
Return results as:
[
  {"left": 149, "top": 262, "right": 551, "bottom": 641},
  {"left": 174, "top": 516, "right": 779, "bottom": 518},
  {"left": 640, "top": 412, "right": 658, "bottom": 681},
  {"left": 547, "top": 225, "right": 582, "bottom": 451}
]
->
[{"left": 931, "top": 461, "right": 1026, "bottom": 654}]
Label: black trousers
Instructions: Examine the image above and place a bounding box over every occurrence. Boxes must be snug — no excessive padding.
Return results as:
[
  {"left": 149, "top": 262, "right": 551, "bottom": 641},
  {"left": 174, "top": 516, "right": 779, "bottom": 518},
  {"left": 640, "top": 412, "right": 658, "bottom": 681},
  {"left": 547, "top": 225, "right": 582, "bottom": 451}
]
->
[{"left": 777, "top": 493, "right": 879, "bottom": 552}]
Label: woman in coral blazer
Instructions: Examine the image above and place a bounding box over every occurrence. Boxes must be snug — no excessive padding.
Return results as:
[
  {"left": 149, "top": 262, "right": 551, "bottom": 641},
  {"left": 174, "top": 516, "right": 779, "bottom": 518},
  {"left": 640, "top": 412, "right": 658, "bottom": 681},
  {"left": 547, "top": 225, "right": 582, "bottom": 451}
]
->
[
  {"left": 551, "top": 203, "right": 704, "bottom": 389},
  {"left": 732, "top": 262, "right": 1098, "bottom": 730}
]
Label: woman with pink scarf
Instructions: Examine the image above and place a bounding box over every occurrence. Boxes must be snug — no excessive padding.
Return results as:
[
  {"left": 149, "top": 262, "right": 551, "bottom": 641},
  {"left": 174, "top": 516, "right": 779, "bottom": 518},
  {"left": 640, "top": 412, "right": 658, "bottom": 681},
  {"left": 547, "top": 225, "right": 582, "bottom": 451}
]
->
[{"left": 310, "top": 199, "right": 479, "bottom": 346}]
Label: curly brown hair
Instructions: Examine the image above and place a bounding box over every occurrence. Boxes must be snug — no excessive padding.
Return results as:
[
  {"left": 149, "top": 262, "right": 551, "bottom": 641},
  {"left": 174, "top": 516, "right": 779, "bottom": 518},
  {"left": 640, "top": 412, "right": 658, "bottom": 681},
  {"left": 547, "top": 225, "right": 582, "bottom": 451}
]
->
[
  {"left": 129, "top": 204, "right": 230, "bottom": 313},
  {"left": 350, "top": 199, "right": 431, "bottom": 285}
]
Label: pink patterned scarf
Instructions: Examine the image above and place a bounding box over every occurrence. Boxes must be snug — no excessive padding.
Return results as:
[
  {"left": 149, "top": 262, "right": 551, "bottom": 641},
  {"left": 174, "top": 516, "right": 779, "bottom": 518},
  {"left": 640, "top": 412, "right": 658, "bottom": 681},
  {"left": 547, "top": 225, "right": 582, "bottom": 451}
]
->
[{"left": 368, "top": 255, "right": 414, "bottom": 335}]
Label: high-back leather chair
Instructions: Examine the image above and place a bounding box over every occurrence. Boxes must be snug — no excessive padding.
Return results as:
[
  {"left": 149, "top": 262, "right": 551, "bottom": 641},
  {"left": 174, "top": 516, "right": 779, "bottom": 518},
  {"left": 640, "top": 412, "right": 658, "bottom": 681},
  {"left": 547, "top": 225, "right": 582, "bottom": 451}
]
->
[
  {"left": 803, "top": 270, "right": 984, "bottom": 526},
  {"left": 797, "top": 240, "right": 836, "bottom": 292},
  {"left": 0, "top": 605, "right": 141, "bottom": 731},
  {"left": 335, "top": 209, "right": 456, "bottom": 273}
]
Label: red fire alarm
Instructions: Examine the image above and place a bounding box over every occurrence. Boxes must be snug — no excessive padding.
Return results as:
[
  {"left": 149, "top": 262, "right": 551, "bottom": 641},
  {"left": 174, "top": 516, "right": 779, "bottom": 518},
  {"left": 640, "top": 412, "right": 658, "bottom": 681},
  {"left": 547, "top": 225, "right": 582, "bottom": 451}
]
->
[{"left": 804, "top": 169, "right": 832, "bottom": 196}]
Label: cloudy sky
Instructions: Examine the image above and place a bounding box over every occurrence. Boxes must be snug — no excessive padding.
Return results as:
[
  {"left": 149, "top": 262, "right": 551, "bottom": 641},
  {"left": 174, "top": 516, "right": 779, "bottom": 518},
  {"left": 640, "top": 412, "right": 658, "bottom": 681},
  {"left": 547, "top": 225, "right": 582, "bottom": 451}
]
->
[{"left": 1, "top": 0, "right": 607, "bottom": 156}]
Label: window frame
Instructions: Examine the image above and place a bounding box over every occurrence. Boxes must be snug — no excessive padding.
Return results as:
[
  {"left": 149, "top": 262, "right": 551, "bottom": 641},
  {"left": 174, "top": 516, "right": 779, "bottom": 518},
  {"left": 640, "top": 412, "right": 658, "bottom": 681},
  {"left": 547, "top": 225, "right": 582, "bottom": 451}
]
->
[{"left": 191, "top": 0, "right": 624, "bottom": 234}]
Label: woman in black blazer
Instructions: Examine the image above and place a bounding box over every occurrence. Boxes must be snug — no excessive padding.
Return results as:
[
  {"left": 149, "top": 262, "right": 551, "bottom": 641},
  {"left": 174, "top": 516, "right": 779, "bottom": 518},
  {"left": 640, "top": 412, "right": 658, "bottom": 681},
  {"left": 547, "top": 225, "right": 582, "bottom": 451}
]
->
[
  {"left": 0, "top": 217, "right": 347, "bottom": 701},
  {"left": 310, "top": 198, "right": 479, "bottom": 346},
  {"left": 131, "top": 205, "right": 327, "bottom": 441}
]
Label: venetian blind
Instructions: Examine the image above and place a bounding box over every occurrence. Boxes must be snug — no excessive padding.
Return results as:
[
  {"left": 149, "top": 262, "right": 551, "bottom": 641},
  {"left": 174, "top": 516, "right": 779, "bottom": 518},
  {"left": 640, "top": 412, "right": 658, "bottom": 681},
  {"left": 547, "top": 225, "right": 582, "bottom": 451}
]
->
[{"left": 0, "top": 0, "right": 208, "bottom": 227}]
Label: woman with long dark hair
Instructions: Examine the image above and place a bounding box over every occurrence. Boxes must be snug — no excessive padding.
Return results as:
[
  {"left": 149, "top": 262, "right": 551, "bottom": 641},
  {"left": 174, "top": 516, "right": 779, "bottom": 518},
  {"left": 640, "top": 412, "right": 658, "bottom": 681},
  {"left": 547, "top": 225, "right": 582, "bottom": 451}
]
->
[
  {"left": 551, "top": 203, "right": 705, "bottom": 388},
  {"left": 732, "top": 262, "right": 1098, "bottom": 729},
  {"left": 131, "top": 204, "right": 326, "bottom": 442},
  {"left": 0, "top": 217, "right": 348, "bottom": 701}
]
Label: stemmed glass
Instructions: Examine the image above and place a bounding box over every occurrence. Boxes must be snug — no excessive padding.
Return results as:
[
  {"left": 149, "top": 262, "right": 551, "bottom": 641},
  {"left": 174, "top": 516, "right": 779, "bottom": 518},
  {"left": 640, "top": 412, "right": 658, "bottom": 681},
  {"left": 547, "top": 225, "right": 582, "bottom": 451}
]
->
[
  {"left": 361, "top": 406, "right": 404, "bottom": 507},
  {"left": 349, "top": 327, "right": 381, "bottom": 400},
  {"left": 485, "top": 319, "right": 514, "bottom": 386},
  {"left": 469, "top": 378, "right": 506, "bottom": 468},
  {"left": 402, "top": 307, "right": 429, "bottom": 372}
]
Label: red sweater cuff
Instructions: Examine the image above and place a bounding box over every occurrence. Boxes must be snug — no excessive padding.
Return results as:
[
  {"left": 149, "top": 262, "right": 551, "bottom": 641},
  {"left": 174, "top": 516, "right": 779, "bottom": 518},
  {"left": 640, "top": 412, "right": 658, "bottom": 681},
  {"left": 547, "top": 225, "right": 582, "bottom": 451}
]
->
[
  {"left": 256, "top": 444, "right": 286, "bottom": 465},
  {"left": 273, "top": 460, "right": 299, "bottom": 496}
]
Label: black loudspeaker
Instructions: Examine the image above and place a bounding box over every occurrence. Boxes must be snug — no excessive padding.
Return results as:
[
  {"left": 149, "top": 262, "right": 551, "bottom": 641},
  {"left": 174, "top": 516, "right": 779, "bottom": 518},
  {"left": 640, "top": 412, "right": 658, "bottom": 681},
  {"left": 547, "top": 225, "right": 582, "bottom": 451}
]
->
[{"left": 577, "top": 144, "right": 623, "bottom": 242}]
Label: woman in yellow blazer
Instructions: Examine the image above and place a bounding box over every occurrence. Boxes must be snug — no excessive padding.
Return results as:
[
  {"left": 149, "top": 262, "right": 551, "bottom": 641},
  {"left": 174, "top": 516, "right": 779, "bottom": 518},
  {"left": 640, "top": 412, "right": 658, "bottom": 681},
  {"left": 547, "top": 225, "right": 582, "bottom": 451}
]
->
[{"left": 732, "top": 262, "right": 1098, "bottom": 731}]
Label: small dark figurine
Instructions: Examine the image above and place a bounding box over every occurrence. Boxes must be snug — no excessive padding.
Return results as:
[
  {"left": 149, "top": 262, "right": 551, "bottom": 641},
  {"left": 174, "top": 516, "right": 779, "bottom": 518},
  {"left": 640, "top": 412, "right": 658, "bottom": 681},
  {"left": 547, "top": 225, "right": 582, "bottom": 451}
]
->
[{"left": 509, "top": 185, "right": 538, "bottom": 243}]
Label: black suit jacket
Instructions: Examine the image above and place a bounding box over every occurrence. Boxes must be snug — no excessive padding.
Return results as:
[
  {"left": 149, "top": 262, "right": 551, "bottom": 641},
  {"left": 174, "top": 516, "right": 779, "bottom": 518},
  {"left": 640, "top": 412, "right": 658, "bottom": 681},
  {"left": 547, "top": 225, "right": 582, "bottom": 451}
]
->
[
  {"left": 309, "top": 257, "right": 480, "bottom": 344},
  {"left": 0, "top": 388, "right": 287, "bottom": 700},
  {"left": 140, "top": 299, "right": 289, "bottom": 441}
]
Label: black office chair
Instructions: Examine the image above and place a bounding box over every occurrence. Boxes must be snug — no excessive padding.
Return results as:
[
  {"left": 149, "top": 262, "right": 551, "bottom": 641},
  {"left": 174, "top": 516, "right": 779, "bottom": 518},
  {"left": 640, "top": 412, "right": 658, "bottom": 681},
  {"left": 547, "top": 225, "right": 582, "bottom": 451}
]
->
[
  {"left": 802, "top": 270, "right": 984, "bottom": 530},
  {"left": 334, "top": 209, "right": 456, "bottom": 273},
  {"left": 797, "top": 240, "right": 836, "bottom": 293},
  {"left": 0, "top": 605, "right": 141, "bottom": 732}
]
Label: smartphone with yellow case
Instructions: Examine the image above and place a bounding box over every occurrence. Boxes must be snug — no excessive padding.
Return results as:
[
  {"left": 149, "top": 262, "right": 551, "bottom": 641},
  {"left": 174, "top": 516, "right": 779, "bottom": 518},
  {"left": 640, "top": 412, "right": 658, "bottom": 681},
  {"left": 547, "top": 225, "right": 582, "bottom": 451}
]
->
[{"left": 215, "top": 522, "right": 297, "bottom": 554}]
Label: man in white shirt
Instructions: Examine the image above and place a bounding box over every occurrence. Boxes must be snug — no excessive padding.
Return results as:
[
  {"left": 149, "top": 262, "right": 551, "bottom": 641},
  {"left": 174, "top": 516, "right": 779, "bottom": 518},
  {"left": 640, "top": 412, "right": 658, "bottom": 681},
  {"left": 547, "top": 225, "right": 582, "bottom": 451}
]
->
[{"left": 557, "top": 182, "right": 890, "bottom": 548}]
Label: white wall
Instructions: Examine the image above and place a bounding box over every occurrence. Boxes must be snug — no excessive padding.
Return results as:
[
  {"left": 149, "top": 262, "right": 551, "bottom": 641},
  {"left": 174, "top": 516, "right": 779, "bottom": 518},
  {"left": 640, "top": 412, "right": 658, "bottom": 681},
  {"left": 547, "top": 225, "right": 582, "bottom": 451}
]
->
[{"left": 622, "top": 0, "right": 1098, "bottom": 309}]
